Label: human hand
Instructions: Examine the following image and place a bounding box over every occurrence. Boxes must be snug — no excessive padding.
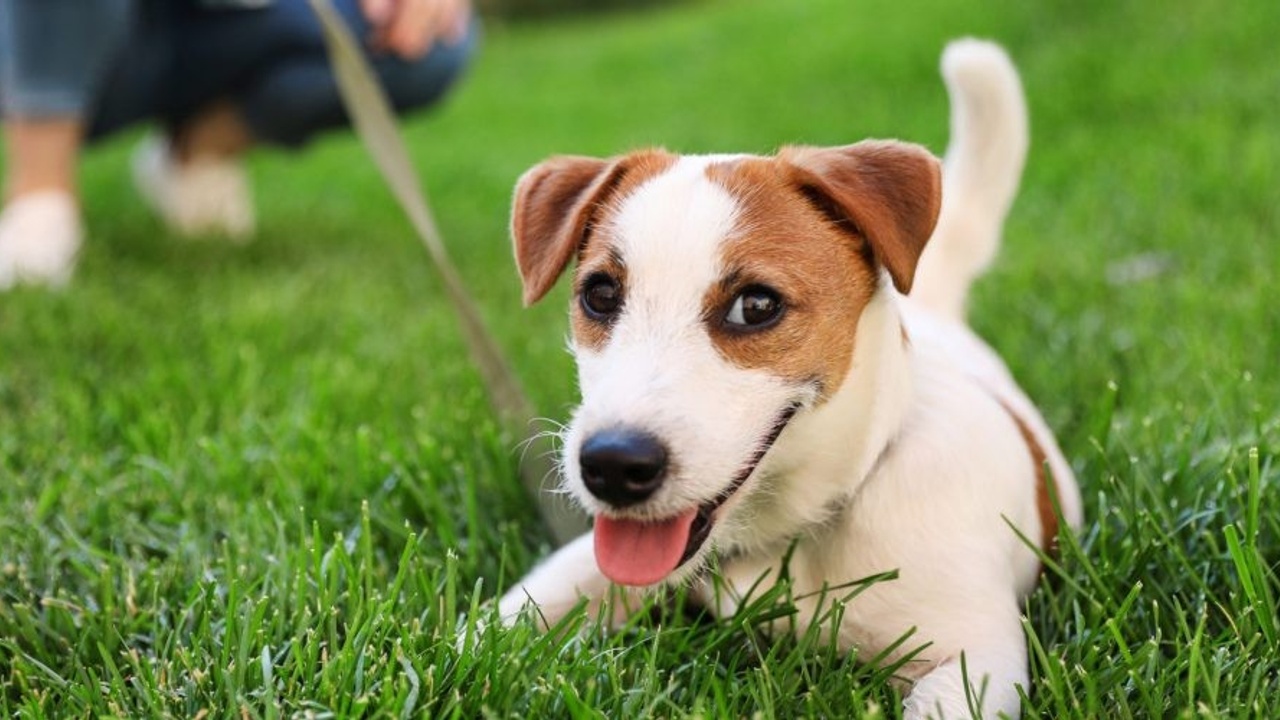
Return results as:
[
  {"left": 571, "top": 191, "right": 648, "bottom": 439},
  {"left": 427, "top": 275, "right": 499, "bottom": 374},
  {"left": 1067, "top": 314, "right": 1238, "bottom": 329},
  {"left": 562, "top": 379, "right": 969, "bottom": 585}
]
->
[{"left": 360, "top": 0, "right": 470, "bottom": 60}]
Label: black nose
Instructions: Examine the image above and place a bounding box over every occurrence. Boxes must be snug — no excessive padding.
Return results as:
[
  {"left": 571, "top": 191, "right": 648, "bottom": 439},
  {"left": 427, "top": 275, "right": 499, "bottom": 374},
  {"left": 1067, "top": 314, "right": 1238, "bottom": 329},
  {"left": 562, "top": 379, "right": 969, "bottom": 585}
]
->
[{"left": 579, "top": 429, "right": 669, "bottom": 507}]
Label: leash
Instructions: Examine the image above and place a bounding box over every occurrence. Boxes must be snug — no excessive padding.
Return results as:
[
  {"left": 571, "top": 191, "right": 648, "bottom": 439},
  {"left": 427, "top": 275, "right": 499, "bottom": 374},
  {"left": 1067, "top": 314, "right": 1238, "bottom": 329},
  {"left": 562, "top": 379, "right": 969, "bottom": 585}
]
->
[{"left": 308, "top": 0, "right": 586, "bottom": 546}]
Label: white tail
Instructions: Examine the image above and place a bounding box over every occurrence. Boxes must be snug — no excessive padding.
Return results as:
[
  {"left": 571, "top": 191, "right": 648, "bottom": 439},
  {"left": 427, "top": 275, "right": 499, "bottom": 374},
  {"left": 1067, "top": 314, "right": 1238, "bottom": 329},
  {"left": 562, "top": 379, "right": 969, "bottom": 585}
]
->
[{"left": 911, "top": 39, "right": 1029, "bottom": 321}]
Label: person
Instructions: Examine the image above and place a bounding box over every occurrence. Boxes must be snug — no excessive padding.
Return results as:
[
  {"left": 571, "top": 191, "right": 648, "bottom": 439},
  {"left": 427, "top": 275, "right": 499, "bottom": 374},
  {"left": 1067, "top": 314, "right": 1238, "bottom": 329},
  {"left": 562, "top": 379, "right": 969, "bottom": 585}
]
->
[{"left": 0, "top": 0, "right": 476, "bottom": 290}]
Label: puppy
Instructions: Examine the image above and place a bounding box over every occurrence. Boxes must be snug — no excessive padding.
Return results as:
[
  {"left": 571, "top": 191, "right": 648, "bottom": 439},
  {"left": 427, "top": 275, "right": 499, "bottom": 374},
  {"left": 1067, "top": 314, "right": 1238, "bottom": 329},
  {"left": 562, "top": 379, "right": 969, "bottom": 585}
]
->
[{"left": 498, "top": 39, "right": 1083, "bottom": 720}]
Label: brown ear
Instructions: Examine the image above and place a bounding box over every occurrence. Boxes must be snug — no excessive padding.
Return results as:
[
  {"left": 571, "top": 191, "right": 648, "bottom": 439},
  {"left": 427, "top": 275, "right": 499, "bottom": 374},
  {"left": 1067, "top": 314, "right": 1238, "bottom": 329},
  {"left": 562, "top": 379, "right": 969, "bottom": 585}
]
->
[
  {"left": 781, "top": 140, "right": 942, "bottom": 294},
  {"left": 510, "top": 155, "right": 617, "bottom": 306}
]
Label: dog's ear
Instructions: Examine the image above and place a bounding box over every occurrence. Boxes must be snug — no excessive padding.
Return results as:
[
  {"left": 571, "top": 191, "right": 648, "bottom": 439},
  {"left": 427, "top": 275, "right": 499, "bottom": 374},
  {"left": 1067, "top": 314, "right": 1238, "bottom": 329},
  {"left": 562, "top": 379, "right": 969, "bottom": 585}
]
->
[
  {"left": 510, "top": 155, "right": 618, "bottom": 306},
  {"left": 781, "top": 140, "right": 942, "bottom": 294}
]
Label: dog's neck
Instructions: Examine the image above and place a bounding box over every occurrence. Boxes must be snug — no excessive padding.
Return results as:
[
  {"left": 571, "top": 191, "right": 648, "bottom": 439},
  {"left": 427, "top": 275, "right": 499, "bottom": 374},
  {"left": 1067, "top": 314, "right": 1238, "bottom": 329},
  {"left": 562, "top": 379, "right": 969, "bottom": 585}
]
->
[{"left": 725, "top": 284, "right": 915, "bottom": 555}]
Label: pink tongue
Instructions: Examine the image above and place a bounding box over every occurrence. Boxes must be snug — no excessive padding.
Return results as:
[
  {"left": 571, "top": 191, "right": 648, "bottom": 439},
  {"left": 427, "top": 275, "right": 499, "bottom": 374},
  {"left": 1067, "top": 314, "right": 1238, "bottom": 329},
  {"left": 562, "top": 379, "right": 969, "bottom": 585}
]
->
[{"left": 594, "top": 509, "right": 698, "bottom": 587}]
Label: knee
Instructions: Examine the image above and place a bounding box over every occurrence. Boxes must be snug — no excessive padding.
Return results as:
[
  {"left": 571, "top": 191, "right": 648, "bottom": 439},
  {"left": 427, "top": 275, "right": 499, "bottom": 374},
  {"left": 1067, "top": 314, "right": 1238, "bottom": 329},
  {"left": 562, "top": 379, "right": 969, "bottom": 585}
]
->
[{"left": 241, "top": 12, "right": 480, "bottom": 148}]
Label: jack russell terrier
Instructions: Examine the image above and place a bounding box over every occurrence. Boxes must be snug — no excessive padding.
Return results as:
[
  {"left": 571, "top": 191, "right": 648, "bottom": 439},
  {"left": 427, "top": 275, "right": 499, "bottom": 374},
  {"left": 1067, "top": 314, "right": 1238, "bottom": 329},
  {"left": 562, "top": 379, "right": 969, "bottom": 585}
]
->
[{"left": 498, "top": 39, "right": 1083, "bottom": 719}]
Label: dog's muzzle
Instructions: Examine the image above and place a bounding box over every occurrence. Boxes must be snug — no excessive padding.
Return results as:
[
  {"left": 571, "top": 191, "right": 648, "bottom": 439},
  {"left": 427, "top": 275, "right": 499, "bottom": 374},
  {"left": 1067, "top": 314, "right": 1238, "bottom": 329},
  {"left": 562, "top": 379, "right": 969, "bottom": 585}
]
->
[{"left": 585, "top": 403, "right": 801, "bottom": 587}]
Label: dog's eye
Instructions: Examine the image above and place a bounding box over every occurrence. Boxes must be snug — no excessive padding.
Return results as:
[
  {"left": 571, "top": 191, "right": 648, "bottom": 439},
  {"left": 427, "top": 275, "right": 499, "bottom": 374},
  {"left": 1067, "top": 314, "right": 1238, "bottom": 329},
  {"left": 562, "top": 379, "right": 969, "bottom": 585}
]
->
[
  {"left": 725, "top": 286, "right": 783, "bottom": 328},
  {"left": 581, "top": 274, "right": 622, "bottom": 319}
]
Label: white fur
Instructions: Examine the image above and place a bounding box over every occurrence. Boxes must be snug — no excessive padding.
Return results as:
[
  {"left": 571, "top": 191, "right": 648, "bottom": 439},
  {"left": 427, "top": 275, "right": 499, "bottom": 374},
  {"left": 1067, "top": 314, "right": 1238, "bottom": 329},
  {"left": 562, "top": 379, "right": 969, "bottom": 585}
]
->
[
  {"left": 500, "top": 40, "right": 1081, "bottom": 720},
  {"left": 912, "top": 38, "right": 1030, "bottom": 321}
]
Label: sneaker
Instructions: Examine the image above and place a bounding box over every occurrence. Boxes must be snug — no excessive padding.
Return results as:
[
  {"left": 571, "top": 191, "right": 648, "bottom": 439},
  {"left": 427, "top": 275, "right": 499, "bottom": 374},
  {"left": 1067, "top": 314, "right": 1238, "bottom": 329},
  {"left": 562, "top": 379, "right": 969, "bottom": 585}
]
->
[
  {"left": 131, "top": 134, "right": 255, "bottom": 241},
  {"left": 0, "top": 191, "right": 83, "bottom": 291}
]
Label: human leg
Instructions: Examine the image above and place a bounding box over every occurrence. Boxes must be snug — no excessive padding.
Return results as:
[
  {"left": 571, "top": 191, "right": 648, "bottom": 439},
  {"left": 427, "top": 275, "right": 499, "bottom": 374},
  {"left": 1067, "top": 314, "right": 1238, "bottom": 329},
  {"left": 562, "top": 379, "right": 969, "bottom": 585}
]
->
[
  {"left": 0, "top": 0, "right": 133, "bottom": 288},
  {"left": 129, "top": 0, "right": 477, "bottom": 238},
  {"left": 168, "top": 0, "right": 478, "bottom": 149},
  {"left": 3, "top": 119, "right": 81, "bottom": 199},
  {"left": 0, "top": 119, "right": 83, "bottom": 288},
  {"left": 130, "top": 100, "right": 256, "bottom": 239}
]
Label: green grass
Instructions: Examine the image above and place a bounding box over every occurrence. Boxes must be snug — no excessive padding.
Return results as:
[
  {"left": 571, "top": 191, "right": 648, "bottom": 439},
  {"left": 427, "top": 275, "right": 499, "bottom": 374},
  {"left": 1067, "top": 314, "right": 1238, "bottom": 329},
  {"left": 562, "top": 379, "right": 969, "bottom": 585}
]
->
[{"left": 2, "top": 0, "right": 1278, "bottom": 716}]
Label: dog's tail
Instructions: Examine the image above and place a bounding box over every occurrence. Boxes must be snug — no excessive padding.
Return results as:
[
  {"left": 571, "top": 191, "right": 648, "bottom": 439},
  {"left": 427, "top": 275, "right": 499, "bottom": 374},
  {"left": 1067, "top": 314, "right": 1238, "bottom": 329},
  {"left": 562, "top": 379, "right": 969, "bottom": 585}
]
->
[{"left": 911, "top": 39, "right": 1029, "bottom": 321}]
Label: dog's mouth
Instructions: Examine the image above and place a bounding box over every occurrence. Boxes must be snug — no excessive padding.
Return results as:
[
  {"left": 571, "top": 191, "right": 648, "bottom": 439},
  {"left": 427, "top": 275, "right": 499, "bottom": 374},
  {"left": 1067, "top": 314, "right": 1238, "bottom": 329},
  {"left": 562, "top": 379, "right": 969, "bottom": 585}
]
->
[{"left": 593, "top": 403, "right": 800, "bottom": 587}]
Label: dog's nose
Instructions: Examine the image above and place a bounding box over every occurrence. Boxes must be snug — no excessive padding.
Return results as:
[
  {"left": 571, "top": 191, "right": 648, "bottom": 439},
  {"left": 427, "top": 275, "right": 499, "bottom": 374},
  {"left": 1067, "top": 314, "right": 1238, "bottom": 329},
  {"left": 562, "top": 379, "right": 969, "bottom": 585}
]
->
[{"left": 579, "top": 429, "right": 669, "bottom": 507}]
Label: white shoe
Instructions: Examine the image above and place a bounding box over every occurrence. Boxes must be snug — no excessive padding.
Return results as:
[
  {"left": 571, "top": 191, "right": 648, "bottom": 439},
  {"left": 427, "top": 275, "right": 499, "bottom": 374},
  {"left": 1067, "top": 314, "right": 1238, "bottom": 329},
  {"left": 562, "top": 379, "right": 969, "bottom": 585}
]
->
[
  {"left": 132, "top": 134, "right": 256, "bottom": 241},
  {"left": 0, "top": 191, "right": 83, "bottom": 291}
]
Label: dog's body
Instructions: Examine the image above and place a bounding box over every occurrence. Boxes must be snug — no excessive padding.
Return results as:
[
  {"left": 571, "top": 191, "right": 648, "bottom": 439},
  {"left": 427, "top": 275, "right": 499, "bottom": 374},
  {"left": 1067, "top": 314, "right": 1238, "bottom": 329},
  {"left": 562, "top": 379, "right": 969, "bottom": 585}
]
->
[{"left": 499, "top": 40, "right": 1082, "bottom": 719}]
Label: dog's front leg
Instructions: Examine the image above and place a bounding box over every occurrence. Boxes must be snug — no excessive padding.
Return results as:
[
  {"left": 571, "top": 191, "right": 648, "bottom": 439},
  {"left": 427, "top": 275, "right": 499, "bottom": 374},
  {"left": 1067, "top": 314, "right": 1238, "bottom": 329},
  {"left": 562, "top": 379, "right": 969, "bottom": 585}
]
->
[
  {"left": 901, "top": 609, "right": 1028, "bottom": 720},
  {"left": 498, "top": 531, "right": 648, "bottom": 628}
]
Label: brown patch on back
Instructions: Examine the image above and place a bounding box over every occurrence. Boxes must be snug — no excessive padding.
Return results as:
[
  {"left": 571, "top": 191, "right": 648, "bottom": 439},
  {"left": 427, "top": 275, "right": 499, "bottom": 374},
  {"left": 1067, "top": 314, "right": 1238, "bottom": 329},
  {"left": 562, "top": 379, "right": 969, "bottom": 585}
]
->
[
  {"left": 999, "top": 400, "right": 1060, "bottom": 554},
  {"left": 704, "top": 157, "right": 880, "bottom": 394},
  {"left": 567, "top": 150, "right": 678, "bottom": 352}
]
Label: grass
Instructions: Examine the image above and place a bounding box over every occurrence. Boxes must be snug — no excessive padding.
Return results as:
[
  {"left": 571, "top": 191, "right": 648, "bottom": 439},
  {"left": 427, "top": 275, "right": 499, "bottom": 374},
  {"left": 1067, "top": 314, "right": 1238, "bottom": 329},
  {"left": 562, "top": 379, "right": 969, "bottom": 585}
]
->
[{"left": 2, "top": 0, "right": 1277, "bottom": 716}]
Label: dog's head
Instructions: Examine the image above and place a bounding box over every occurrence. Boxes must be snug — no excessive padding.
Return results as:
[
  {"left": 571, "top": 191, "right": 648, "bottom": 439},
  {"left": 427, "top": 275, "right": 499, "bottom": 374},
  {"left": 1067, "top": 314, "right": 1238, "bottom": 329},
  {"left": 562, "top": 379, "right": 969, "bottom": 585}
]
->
[{"left": 511, "top": 142, "right": 941, "bottom": 587}]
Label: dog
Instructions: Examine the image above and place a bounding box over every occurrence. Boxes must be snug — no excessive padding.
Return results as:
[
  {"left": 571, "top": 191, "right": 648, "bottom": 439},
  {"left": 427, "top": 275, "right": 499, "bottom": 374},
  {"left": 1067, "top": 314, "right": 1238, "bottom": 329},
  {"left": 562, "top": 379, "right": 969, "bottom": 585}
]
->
[{"left": 497, "top": 39, "right": 1083, "bottom": 720}]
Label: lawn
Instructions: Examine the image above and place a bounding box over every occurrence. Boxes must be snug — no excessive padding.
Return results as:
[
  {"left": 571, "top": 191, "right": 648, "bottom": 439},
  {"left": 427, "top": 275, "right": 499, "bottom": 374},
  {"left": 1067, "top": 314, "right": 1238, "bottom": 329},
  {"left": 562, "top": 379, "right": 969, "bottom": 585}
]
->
[{"left": 2, "top": 0, "right": 1278, "bottom": 717}]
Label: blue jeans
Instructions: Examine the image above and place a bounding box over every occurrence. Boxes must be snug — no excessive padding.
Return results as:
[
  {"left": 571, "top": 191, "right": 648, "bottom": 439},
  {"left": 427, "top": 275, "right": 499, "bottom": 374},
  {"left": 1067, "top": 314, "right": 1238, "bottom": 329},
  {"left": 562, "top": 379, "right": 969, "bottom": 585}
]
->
[{"left": 0, "top": 0, "right": 477, "bottom": 147}]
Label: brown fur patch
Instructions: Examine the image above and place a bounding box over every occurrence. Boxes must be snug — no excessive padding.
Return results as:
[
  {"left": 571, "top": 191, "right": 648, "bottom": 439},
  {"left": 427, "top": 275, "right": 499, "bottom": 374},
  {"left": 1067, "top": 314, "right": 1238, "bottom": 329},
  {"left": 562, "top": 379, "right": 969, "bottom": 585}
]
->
[
  {"left": 568, "top": 150, "right": 678, "bottom": 352},
  {"left": 512, "top": 150, "right": 677, "bottom": 307},
  {"left": 999, "top": 401, "right": 1060, "bottom": 554},
  {"left": 779, "top": 141, "right": 942, "bottom": 294},
  {"left": 703, "top": 157, "right": 881, "bottom": 395},
  {"left": 512, "top": 155, "right": 611, "bottom": 306}
]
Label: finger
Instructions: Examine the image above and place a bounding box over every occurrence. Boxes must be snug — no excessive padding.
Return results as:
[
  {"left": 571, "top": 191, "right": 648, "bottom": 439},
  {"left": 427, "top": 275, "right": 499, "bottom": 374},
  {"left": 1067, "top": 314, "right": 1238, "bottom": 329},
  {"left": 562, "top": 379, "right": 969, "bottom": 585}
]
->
[
  {"left": 360, "top": 0, "right": 395, "bottom": 26},
  {"left": 361, "top": 0, "right": 397, "bottom": 53},
  {"left": 441, "top": 0, "right": 471, "bottom": 45},
  {"left": 386, "top": 0, "right": 438, "bottom": 60}
]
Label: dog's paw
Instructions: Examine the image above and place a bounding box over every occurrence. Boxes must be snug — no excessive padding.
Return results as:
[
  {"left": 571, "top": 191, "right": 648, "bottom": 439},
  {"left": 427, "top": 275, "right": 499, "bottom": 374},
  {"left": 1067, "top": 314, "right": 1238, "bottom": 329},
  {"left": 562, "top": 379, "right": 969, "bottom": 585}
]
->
[
  {"left": 901, "top": 652, "right": 1022, "bottom": 720},
  {"left": 495, "top": 589, "right": 534, "bottom": 628}
]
